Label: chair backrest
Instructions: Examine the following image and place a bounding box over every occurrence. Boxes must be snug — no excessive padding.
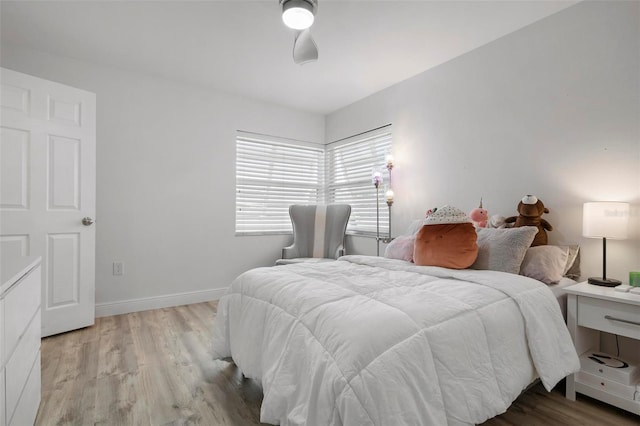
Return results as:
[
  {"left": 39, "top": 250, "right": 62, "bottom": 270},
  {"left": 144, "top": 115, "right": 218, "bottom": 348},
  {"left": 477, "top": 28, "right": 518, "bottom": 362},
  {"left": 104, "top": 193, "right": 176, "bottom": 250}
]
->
[{"left": 289, "top": 204, "right": 351, "bottom": 259}]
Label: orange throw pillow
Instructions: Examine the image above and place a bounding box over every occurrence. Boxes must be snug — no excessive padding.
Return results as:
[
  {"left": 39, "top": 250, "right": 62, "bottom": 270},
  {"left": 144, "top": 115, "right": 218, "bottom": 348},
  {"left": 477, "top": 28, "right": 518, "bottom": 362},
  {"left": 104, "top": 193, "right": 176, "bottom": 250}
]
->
[{"left": 413, "top": 222, "right": 478, "bottom": 269}]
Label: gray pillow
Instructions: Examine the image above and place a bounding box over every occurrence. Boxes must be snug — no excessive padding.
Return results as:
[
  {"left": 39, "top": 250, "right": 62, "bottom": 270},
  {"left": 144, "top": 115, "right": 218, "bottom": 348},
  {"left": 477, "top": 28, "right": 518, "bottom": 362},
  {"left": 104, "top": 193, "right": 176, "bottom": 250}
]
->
[
  {"left": 520, "top": 245, "right": 569, "bottom": 284},
  {"left": 471, "top": 226, "right": 538, "bottom": 274}
]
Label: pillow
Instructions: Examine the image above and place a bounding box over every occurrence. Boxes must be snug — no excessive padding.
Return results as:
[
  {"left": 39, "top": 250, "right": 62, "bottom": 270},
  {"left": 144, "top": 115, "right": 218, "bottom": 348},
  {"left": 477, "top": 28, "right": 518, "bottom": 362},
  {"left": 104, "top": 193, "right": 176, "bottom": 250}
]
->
[
  {"left": 519, "top": 245, "right": 569, "bottom": 284},
  {"left": 414, "top": 223, "right": 478, "bottom": 269},
  {"left": 562, "top": 244, "right": 581, "bottom": 279},
  {"left": 405, "top": 219, "right": 425, "bottom": 236},
  {"left": 471, "top": 226, "right": 538, "bottom": 274},
  {"left": 384, "top": 235, "right": 415, "bottom": 262}
]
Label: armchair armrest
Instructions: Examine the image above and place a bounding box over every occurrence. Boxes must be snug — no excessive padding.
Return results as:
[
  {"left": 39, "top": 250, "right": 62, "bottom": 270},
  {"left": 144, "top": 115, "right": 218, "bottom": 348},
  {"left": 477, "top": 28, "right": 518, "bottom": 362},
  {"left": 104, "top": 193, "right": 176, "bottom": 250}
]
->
[{"left": 282, "top": 244, "right": 302, "bottom": 259}]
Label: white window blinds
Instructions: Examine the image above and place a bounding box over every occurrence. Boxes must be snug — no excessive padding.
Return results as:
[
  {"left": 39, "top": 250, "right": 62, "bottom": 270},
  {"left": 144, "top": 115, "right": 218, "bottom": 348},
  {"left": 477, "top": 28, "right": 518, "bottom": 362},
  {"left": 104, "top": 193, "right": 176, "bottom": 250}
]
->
[
  {"left": 235, "top": 132, "right": 324, "bottom": 235},
  {"left": 326, "top": 127, "right": 392, "bottom": 235}
]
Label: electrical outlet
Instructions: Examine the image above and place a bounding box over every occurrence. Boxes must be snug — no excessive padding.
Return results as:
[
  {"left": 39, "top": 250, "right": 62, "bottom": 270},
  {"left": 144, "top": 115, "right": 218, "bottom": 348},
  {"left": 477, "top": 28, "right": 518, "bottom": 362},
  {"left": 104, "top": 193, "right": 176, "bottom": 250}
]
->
[{"left": 113, "top": 261, "right": 124, "bottom": 276}]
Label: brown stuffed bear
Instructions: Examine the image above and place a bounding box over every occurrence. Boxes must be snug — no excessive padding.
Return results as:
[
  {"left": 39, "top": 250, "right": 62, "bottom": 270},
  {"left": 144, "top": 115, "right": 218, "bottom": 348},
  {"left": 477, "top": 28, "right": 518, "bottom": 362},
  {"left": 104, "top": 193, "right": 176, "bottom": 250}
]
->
[{"left": 505, "top": 195, "right": 553, "bottom": 246}]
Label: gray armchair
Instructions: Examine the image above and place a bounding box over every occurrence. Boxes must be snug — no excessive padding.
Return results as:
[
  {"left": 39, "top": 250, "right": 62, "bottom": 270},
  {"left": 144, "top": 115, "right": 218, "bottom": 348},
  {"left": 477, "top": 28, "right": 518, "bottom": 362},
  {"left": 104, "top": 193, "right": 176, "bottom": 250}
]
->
[{"left": 275, "top": 204, "right": 351, "bottom": 265}]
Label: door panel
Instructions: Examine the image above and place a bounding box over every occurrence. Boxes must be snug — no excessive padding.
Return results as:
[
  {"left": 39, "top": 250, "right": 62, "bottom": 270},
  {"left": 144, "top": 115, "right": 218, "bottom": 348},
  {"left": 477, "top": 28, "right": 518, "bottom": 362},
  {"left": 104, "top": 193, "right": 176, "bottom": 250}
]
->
[
  {"left": 46, "top": 233, "right": 80, "bottom": 307},
  {"left": 0, "top": 126, "right": 30, "bottom": 209},
  {"left": 0, "top": 67, "right": 96, "bottom": 336},
  {"left": 0, "top": 82, "right": 29, "bottom": 113},
  {"left": 47, "top": 134, "right": 80, "bottom": 210},
  {"left": 0, "top": 235, "right": 29, "bottom": 257}
]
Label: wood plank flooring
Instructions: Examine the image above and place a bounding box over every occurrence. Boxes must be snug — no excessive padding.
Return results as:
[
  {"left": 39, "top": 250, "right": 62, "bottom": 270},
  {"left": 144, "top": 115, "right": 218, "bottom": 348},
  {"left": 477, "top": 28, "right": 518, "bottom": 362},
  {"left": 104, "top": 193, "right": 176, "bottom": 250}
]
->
[{"left": 36, "top": 301, "right": 639, "bottom": 425}]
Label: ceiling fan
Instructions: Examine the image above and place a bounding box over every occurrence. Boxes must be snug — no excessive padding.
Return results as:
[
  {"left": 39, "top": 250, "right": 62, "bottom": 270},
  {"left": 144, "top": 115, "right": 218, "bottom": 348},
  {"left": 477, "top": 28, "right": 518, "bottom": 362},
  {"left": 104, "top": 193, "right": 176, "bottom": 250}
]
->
[{"left": 280, "top": 0, "right": 319, "bottom": 65}]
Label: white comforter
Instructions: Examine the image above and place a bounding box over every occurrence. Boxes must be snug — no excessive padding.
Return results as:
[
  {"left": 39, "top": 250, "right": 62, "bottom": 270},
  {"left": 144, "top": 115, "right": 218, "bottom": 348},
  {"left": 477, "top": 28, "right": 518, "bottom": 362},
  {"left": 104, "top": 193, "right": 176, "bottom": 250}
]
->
[{"left": 213, "top": 255, "right": 579, "bottom": 426}]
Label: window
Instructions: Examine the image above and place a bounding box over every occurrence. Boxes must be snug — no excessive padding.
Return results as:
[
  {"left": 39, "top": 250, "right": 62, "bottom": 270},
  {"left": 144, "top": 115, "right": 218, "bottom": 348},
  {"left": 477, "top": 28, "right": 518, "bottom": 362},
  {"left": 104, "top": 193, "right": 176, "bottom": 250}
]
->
[
  {"left": 235, "top": 131, "right": 324, "bottom": 235},
  {"left": 326, "top": 126, "right": 392, "bottom": 236},
  {"left": 235, "top": 127, "right": 392, "bottom": 236}
]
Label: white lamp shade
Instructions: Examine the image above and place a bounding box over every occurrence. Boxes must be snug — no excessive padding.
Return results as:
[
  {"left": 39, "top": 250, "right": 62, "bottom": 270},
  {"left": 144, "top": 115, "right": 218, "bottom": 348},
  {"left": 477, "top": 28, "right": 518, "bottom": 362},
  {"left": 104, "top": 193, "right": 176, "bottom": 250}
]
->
[
  {"left": 282, "top": 0, "right": 315, "bottom": 30},
  {"left": 582, "top": 202, "right": 629, "bottom": 239},
  {"left": 385, "top": 189, "right": 394, "bottom": 203}
]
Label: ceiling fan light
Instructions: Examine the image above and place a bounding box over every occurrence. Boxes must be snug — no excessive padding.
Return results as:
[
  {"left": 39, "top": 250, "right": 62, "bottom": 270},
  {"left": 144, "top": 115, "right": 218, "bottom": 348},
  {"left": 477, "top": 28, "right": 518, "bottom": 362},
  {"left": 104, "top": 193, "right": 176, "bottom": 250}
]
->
[{"left": 282, "top": 0, "right": 315, "bottom": 30}]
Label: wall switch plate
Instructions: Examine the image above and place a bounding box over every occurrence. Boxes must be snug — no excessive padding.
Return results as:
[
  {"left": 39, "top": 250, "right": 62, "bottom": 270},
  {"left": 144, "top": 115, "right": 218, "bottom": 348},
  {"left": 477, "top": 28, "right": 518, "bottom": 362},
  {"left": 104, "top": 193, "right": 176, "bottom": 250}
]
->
[{"left": 113, "top": 261, "right": 124, "bottom": 276}]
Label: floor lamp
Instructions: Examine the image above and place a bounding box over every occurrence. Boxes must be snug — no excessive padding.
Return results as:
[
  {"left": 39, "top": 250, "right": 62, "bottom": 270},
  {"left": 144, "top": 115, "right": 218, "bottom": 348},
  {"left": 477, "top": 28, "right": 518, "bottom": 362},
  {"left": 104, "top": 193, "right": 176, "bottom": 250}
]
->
[
  {"left": 374, "top": 155, "right": 395, "bottom": 256},
  {"left": 373, "top": 171, "right": 383, "bottom": 256},
  {"left": 582, "top": 201, "right": 629, "bottom": 287},
  {"left": 383, "top": 155, "right": 394, "bottom": 244}
]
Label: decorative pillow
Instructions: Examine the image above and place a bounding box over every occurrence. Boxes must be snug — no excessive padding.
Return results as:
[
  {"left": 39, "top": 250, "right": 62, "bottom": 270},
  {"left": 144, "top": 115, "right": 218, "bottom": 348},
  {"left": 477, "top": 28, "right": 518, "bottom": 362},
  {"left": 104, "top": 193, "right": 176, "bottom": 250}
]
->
[
  {"left": 519, "top": 245, "right": 570, "bottom": 284},
  {"left": 424, "top": 205, "right": 470, "bottom": 225},
  {"left": 471, "top": 226, "right": 538, "bottom": 274},
  {"left": 384, "top": 235, "right": 415, "bottom": 262},
  {"left": 414, "top": 222, "right": 478, "bottom": 269}
]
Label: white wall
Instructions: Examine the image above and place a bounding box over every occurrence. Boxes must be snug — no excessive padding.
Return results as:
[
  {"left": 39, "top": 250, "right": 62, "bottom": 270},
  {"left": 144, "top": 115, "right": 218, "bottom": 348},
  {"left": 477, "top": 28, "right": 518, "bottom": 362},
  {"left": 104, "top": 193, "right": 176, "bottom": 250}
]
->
[
  {"left": 2, "top": 1, "right": 638, "bottom": 316},
  {"left": 0, "top": 46, "right": 324, "bottom": 313},
  {"left": 329, "top": 1, "right": 640, "bottom": 283}
]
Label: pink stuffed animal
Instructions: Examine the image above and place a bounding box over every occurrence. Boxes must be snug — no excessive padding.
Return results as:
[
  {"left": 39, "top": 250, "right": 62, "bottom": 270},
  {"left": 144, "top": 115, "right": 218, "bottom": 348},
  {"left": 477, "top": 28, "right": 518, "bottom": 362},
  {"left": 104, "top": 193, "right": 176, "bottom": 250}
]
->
[{"left": 469, "top": 198, "right": 488, "bottom": 228}]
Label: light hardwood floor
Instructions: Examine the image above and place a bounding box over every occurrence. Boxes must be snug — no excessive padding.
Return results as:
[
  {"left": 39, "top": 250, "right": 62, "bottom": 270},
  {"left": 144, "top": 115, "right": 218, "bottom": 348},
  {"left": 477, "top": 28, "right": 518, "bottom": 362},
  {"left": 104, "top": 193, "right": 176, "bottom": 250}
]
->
[{"left": 36, "top": 302, "right": 639, "bottom": 426}]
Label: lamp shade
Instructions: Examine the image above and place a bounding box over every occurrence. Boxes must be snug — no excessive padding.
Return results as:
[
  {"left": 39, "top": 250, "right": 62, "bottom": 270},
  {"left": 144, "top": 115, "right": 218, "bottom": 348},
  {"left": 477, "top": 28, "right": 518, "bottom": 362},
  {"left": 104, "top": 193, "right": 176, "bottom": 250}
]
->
[{"left": 582, "top": 202, "right": 629, "bottom": 239}]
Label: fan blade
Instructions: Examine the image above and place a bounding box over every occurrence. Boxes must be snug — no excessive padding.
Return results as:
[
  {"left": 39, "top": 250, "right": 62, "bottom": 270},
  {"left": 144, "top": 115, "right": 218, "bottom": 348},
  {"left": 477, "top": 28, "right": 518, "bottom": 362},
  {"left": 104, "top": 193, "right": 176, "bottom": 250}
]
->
[{"left": 293, "top": 29, "right": 318, "bottom": 65}]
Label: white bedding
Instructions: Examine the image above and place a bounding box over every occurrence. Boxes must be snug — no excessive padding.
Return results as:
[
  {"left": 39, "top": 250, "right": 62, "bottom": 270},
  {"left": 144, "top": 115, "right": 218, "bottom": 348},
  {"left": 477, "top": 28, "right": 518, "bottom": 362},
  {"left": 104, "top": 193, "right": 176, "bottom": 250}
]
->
[
  {"left": 549, "top": 277, "right": 577, "bottom": 321},
  {"left": 213, "top": 255, "right": 580, "bottom": 426}
]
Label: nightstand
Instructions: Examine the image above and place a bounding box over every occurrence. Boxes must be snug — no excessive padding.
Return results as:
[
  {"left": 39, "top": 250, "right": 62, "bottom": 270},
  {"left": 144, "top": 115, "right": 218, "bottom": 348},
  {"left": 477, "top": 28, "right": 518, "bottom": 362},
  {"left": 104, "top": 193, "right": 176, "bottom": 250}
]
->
[{"left": 565, "top": 282, "right": 640, "bottom": 414}]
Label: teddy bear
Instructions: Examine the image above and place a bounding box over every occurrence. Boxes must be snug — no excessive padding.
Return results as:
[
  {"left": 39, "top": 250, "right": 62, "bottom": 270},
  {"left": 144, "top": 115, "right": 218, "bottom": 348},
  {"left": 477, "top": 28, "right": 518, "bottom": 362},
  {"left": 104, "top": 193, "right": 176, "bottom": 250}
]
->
[
  {"left": 469, "top": 198, "right": 488, "bottom": 228},
  {"left": 505, "top": 195, "right": 553, "bottom": 246}
]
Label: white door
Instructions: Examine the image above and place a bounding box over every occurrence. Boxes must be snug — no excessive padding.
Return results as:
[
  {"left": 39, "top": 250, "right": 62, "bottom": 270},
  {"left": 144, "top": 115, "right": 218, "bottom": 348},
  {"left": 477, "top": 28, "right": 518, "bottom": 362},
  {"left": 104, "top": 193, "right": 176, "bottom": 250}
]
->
[{"left": 0, "top": 68, "right": 96, "bottom": 337}]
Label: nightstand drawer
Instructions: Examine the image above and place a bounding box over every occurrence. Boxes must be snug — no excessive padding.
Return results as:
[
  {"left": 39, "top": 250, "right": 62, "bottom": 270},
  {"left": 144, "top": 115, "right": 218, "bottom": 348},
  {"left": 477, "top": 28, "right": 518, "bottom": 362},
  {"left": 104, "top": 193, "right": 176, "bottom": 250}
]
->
[
  {"left": 578, "top": 297, "right": 640, "bottom": 340},
  {"left": 575, "top": 371, "right": 638, "bottom": 400}
]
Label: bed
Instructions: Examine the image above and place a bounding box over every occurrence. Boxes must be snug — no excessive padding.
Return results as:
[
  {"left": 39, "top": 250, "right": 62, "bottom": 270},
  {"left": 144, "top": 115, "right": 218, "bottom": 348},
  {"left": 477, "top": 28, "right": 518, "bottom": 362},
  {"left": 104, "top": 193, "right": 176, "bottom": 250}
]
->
[
  {"left": 212, "top": 255, "right": 580, "bottom": 426},
  {"left": 549, "top": 277, "right": 578, "bottom": 320}
]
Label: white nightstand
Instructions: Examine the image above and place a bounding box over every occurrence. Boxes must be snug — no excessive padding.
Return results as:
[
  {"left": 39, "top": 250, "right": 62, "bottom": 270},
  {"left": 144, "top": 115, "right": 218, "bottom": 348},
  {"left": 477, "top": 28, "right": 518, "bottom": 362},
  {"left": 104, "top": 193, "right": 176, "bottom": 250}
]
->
[{"left": 565, "top": 282, "right": 640, "bottom": 414}]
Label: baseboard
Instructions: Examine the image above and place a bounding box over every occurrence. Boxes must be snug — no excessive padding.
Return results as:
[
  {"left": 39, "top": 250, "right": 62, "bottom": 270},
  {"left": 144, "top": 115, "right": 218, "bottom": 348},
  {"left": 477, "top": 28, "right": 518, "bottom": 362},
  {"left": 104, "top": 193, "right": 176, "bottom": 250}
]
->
[{"left": 95, "top": 287, "right": 228, "bottom": 318}]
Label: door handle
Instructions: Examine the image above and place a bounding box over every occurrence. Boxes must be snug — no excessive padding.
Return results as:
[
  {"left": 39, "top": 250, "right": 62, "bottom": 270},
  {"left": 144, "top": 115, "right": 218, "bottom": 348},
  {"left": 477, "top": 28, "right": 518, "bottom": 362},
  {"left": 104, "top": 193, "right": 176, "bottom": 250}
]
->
[{"left": 82, "top": 217, "right": 94, "bottom": 226}]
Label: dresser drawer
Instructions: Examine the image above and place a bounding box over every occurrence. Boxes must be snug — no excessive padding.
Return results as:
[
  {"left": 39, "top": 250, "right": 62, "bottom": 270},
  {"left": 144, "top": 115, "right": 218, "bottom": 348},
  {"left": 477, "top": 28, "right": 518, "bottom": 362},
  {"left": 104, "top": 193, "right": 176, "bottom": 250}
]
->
[
  {"left": 0, "top": 300, "right": 4, "bottom": 371},
  {"left": 2, "top": 265, "right": 41, "bottom": 364},
  {"left": 578, "top": 296, "right": 640, "bottom": 340},
  {"left": 5, "top": 309, "right": 40, "bottom": 423},
  {"left": 9, "top": 353, "right": 40, "bottom": 426},
  {"left": 0, "top": 367, "right": 5, "bottom": 426}
]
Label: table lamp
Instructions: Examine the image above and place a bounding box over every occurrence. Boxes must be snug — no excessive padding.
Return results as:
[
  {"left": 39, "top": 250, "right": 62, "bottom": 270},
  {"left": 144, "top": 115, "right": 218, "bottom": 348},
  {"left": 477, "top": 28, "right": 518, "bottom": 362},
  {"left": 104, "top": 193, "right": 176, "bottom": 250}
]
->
[{"left": 582, "top": 202, "right": 629, "bottom": 286}]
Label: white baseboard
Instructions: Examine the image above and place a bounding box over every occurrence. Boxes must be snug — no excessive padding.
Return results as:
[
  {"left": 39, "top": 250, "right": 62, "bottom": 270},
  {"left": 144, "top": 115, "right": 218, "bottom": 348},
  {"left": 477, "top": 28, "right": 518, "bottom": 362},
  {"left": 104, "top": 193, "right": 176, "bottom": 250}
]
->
[{"left": 95, "top": 287, "right": 228, "bottom": 318}]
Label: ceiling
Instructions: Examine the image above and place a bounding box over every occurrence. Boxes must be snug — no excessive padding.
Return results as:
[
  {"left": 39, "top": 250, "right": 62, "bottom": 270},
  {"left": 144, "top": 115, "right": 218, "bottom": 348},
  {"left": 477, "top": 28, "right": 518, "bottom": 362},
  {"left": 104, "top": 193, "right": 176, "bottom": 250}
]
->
[{"left": 0, "top": 1, "right": 579, "bottom": 115}]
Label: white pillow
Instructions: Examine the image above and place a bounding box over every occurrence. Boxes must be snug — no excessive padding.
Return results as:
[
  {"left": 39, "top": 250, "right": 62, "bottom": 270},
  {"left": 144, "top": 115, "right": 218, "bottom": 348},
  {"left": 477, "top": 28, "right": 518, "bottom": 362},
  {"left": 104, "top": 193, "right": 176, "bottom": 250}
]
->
[
  {"left": 561, "top": 245, "right": 581, "bottom": 279},
  {"left": 471, "top": 226, "right": 538, "bottom": 274},
  {"left": 405, "top": 219, "right": 425, "bottom": 236},
  {"left": 520, "top": 245, "right": 570, "bottom": 284},
  {"left": 384, "top": 235, "right": 415, "bottom": 262}
]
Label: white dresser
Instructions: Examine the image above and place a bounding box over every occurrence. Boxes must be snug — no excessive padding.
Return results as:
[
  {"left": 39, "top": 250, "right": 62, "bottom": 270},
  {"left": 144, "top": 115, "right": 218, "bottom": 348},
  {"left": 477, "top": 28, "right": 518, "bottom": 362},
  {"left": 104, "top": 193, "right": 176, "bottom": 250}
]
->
[{"left": 0, "top": 256, "right": 42, "bottom": 426}]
